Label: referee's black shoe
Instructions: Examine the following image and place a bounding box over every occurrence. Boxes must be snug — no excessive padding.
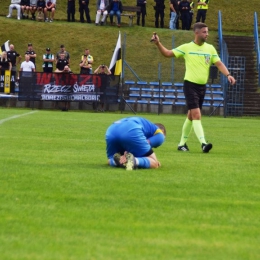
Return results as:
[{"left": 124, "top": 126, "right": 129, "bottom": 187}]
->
[
  {"left": 202, "top": 143, "right": 213, "bottom": 153},
  {"left": 177, "top": 143, "right": 189, "bottom": 152}
]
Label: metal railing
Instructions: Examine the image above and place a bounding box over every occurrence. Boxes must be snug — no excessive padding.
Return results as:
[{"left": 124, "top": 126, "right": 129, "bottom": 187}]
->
[
  {"left": 218, "top": 10, "right": 230, "bottom": 116},
  {"left": 253, "top": 12, "right": 260, "bottom": 86}
]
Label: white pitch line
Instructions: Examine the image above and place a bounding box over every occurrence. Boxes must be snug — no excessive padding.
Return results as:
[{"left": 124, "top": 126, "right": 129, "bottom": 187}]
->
[{"left": 0, "top": 111, "right": 38, "bottom": 125}]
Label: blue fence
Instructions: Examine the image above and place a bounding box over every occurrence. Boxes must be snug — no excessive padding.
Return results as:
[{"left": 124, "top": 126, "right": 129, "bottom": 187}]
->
[{"left": 253, "top": 12, "right": 260, "bottom": 87}]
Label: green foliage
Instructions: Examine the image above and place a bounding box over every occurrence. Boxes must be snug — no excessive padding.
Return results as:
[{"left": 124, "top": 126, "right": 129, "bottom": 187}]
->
[{"left": 0, "top": 108, "right": 260, "bottom": 259}]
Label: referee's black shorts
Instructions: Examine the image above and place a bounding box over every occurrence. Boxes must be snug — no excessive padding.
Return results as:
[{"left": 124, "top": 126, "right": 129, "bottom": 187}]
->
[{"left": 183, "top": 80, "right": 206, "bottom": 110}]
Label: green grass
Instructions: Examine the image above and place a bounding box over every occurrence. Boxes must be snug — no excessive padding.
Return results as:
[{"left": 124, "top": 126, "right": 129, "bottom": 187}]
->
[
  {"left": 0, "top": 108, "right": 260, "bottom": 259},
  {"left": 0, "top": 0, "right": 258, "bottom": 32}
]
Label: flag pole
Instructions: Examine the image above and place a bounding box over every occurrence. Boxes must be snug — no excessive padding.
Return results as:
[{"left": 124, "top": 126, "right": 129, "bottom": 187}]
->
[{"left": 120, "top": 32, "right": 136, "bottom": 114}]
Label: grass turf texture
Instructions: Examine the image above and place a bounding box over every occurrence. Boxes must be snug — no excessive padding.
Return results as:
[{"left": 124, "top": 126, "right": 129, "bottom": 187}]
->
[
  {"left": 0, "top": 0, "right": 258, "bottom": 32},
  {"left": 0, "top": 108, "right": 260, "bottom": 259}
]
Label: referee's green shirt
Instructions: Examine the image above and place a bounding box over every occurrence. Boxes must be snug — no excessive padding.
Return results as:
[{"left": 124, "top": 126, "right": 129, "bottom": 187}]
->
[{"left": 172, "top": 41, "right": 220, "bottom": 84}]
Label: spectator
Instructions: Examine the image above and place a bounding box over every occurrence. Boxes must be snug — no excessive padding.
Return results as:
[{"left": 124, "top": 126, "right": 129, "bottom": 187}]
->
[
  {"left": 67, "top": 0, "right": 75, "bottom": 22},
  {"left": 36, "top": 0, "right": 45, "bottom": 21},
  {"left": 20, "top": 0, "right": 30, "bottom": 19},
  {"left": 44, "top": 0, "right": 56, "bottom": 22},
  {"left": 154, "top": 0, "right": 165, "bottom": 28},
  {"left": 25, "top": 43, "right": 37, "bottom": 67},
  {"left": 188, "top": 0, "right": 194, "bottom": 30},
  {"left": 19, "top": 54, "right": 35, "bottom": 73},
  {"left": 19, "top": 54, "right": 35, "bottom": 102},
  {"left": 95, "top": 0, "right": 110, "bottom": 26},
  {"left": 179, "top": 0, "right": 190, "bottom": 30},
  {"left": 196, "top": 0, "right": 209, "bottom": 23},
  {"left": 79, "top": 49, "right": 94, "bottom": 74},
  {"left": 55, "top": 53, "right": 72, "bottom": 111},
  {"left": 55, "top": 53, "right": 71, "bottom": 73},
  {"left": 56, "top": 45, "right": 70, "bottom": 64},
  {"left": 7, "top": 44, "right": 22, "bottom": 76},
  {"left": 94, "top": 64, "right": 111, "bottom": 111},
  {"left": 108, "top": 0, "right": 123, "bottom": 28},
  {"left": 30, "top": 0, "right": 37, "bottom": 20},
  {"left": 94, "top": 64, "right": 111, "bottom": 75},
  {"left": 79, "top": 0, "right": 91, "bottom": 23},
  {"left": 0, "top": 52, "right": 12, "bottom": 72},
  {"left": 6, "top": 0, "right": 21, "bottom": 20},
  {"left": 106, "top": 117, "right": 166, "bottom": 170},
  {"left": 169, "top": 0, "right": 179, "bottom": 30},
  {"left": 136, "top": 0, "right": 146, "bottom": 27},
  {"left": 42, "top": 47, "right": 54, "bottom": 73}
]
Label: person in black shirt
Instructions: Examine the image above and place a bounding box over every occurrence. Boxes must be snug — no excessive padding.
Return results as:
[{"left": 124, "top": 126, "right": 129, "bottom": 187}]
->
[
  {"left": 154, "top": 0, "right": 165, "bottom": 28},
  {"left": 25, "top": 43, "right": 37, "bottom": 68},
  {"left": 0, "top": 52, "right": 12, "bottom": 72},
  {"left": 67, "top": 0, "right": 75, "bottom": 22},
  {"left": 21, "top": 0, "right": 30, "bottom": 19},
  {"left": 79, "top": 0, "right": 91, "bottom": 23},
  {"left": 137, "top": 0, "right": 146, "bottom": 27},
  {"left": 179, "top": 0, "right": 190, "bottom": 30},
  {"left": 7, "top": 44, "right": 21, "bottom": 75},
  {"left": 169, "top": 0, "right": 179, "bottom": 30},
  {"left": 55, "top": 53, "right": 71, "bottom": 73}
]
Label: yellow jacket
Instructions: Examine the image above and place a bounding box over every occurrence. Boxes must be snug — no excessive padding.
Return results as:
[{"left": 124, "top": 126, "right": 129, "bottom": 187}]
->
[{"left": 197, "top": 0, "right": 209, "bottom": 10}]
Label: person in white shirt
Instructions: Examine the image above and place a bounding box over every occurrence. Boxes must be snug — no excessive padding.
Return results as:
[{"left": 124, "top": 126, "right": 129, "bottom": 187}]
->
[
  {"left": 6, "top": 0, "right": 21, "bottom": 20},
  {"left": 20, "top": 54, "right": 35, "bottom": 74},
  {"left": 95, "top": 0, "right": 110, "bottom": 25}
]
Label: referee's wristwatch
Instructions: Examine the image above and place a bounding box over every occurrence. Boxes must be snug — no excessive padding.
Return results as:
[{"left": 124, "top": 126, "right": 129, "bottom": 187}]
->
[{"left": 226, "top": 74, "right": 231, "bottom": 77}]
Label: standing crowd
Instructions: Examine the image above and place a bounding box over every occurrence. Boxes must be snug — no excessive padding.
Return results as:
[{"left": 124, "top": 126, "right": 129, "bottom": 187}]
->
[
  {"left": 0, "top": 42, "right": 113, "bottom": 86},
  {"left": 6, "top": 0, "right": 210, "bottom": 29},
  {"left": 1, "top": 43, "right": 112, "bottom": 76}
]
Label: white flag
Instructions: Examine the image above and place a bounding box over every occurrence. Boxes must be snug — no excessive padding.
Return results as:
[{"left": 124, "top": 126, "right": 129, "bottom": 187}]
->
[{"left": 109, "top": 32, "right": 122, "bottom": 75}]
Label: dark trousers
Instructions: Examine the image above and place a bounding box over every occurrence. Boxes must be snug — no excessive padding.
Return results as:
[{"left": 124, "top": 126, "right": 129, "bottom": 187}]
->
[
  {"left": 188, "top": 12, "right": 193, "bottom": 30},
  {"left": 79, "top": 5, "right": 91, "bottom": 23},
  {"left": 181, "top": 12, "right": 190, "bottom": 30},
  {"left": 155, "top": 9, "right": 164, "bottom": 28},
  {"left": 137, "top": 4, "right": 146, "bottom": 26},
  {"left": 196, "top": 9, "right": 207, "bottom": 23},
  {"left": 67, "top": 2, "right": 75, "bottom": 21},
  {"left": 176, "top": 14, "right": 180, "bottom": 29},
  {"left": 43, "top": 67, "right": 53, "bottom": 73}
]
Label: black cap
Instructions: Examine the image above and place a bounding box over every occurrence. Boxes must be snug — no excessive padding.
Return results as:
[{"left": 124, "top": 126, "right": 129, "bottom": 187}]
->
[
  {"left": 46, "top": 47, "right": 50, "bottom": 51},
  {"left": 28, "top": 43, "right": 32, "bottom": 46},
  {"left": 60, "top": 44, "right": 65, "bottom": 48}
]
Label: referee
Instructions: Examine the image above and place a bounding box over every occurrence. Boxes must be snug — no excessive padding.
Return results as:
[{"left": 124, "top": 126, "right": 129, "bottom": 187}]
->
[{"left": 151, "top": 22, "right": 236, "bottom": 153}]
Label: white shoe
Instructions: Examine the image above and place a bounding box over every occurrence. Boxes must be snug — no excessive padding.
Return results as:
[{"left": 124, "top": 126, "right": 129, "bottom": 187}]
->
[
  {"left": 6, "top": 14, "right": 11, "bottom": 18},
  {"left": 17, "top": 17, "right": 20, "bottom": 20},
  {"left": 45, "top": 18, "right": 48, "bottom": 22}
]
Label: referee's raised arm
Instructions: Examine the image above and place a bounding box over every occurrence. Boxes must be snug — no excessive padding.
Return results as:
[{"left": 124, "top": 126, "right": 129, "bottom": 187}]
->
[{"left": 151, "top": 33, "right": 175, "bottom": 58}]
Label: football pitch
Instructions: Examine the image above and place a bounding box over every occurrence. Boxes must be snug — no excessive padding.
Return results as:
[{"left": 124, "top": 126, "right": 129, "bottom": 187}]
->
[{"left": 0, "top": 108, "right": 259, "bottom": 260}]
